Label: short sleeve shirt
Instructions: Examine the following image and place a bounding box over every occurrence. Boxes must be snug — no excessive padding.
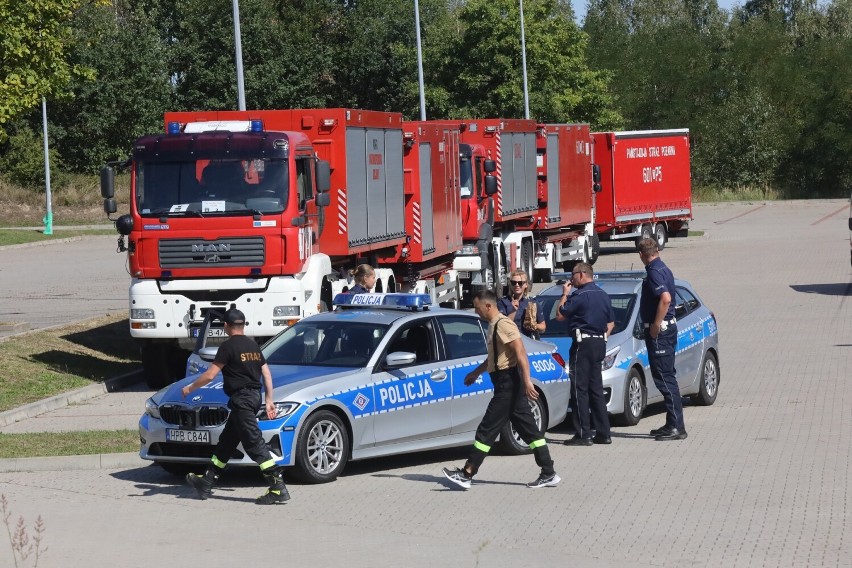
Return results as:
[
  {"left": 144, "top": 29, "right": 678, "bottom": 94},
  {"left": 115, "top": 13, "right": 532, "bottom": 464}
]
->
[
  {"left": 497, "top": 296, "right": 545, "bottom": 337},
  {"left": 214, "top": 335, "right": 266, "bottom": 396},
  {"left": 488, "top": 317, "right": 522, "bottom": 372},
  {"left": 558, "top": 282, "right": 614, "bottom": 335},
  {"left": 639, "top": 257, "right": 676, "bottom": 322}
]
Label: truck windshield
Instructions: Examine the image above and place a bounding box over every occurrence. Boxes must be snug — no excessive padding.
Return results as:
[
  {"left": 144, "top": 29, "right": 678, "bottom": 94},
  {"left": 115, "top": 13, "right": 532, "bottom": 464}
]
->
[
  {"left": 136, "top": 158, "right": 289, "bottom": 216},
  {"left": 459, "top": 157, "right": 473, "bottom": 198}
]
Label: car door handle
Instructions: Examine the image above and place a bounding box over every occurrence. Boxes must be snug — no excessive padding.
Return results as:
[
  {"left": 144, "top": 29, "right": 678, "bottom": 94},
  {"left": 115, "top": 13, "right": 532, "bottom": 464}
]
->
[{"left": 430, "top": 370, "right": 447, "bottom": 382}]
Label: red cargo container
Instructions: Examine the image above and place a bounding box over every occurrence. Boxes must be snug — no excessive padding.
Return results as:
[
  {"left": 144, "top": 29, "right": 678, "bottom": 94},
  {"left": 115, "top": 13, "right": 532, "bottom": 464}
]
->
[{"left": 592, "top": 129, "right": 692, "bottom": 249}]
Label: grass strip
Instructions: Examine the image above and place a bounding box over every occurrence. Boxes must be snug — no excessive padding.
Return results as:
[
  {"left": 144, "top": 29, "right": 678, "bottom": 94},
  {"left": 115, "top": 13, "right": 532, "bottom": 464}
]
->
[
  {"left": 0, "top": 229, "right": 114, "bottom": 247},
  {"left": 0, "top": 430, "right": 138, "bottom": 459}
]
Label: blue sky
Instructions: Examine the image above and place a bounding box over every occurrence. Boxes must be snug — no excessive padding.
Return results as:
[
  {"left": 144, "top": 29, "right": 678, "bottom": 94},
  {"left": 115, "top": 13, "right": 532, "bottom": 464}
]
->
[{"left": 570, "top": 0, "right": 740, "bottom": 23}]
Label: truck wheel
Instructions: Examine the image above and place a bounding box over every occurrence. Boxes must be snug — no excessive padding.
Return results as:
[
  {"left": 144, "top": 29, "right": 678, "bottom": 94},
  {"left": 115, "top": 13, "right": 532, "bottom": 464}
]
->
[
  {"left": 635, "top": 224, "right": 653, "bottom": 249},
  {"left": 588, "top": 234, "right": 600, "bottom": 265},
  {"left": 654, "top": 223, "right": 667, "bottom": 251}
]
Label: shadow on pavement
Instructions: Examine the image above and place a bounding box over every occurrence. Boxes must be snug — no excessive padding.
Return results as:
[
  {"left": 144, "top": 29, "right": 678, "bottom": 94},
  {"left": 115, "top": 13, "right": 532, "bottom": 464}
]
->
[{"left": 790, "top": 282, "right": 852, "bottom": 296}]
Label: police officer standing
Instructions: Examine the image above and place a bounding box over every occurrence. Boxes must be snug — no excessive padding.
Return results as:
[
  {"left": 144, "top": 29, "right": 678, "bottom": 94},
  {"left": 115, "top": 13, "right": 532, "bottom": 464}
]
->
[
  {"left": 442, "top": 289, "right": 560, "bottom": 489},
  {"left": 638, "top": 238, "right": 686, "bottom": 440},
  {"left": 556, "top": 262, "right": 614, "bottom": 446},
  {"left": 181, "top": 308, "right": 290, "bottom": 504}
]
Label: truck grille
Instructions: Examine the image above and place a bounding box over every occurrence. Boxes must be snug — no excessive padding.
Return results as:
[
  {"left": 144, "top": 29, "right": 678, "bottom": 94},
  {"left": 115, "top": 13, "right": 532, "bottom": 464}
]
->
[
  {"left": 160, "top": 405, "right": 230, "bottom": 427},
  {"left": 159, "top": 237, "right": 265, "bottom": 268}
]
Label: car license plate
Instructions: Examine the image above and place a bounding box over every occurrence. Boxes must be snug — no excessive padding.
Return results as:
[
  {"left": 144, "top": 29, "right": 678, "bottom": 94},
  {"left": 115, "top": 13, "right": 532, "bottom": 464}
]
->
[
  {"left": 166, "top": 429, "right": 210, "bottom": 444},
  {"left": 190, "top": 327, "right": 226, "bottom": 338}
]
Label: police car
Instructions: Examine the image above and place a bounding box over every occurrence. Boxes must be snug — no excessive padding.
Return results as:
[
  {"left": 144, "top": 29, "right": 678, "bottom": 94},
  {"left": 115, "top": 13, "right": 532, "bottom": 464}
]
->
[
  {"left": 139, "top": 293, "right": 570, "bottom": 483},
  {"left": 534, "top": 272, "right": 720, "bottom": 426}
]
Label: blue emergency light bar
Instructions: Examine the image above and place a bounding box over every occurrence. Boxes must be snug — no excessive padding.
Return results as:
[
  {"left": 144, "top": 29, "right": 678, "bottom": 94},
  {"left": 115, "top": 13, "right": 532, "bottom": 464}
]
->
[
  {"left": 552, "top": 270, "right": 646, "bottom": 282},
  {"left": 167, "top": 121, "right": 181, "bottom": 135},
  {"left": 332, "top": 293, "right": 432, "bottom": 311},
  {"left": 250, "top": 119, "right": 263, "bottom": 132}
]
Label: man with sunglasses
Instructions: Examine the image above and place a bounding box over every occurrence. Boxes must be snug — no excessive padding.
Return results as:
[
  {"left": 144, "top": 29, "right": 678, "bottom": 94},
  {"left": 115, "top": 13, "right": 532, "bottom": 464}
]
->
[
  {"left": 556, "top": 263, "right": 614, "bottom": 446},
  {"left": 497, "top": 269, "right": 546, "bottom": 339}
]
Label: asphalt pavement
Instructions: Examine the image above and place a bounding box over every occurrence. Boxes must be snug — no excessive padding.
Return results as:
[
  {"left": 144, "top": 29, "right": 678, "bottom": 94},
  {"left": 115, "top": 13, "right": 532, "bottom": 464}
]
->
[{"left": 0, "top": 200, "right": 850, "bottom": 567}]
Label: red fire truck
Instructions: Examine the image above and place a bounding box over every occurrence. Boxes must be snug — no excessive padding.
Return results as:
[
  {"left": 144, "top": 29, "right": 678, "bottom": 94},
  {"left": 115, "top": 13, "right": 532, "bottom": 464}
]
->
[
  {"left": 592, "top": 129, "right": 692, "bottom": 250},
  {"left": 451, "top": 119, "right": 597, "bottom": 299},
  {"left": 100, "top": 109, "right": 464, "bottom": 387}
]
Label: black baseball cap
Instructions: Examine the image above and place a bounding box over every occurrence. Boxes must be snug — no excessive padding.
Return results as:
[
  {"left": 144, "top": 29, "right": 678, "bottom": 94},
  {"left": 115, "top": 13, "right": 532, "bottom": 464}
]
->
[{"left": 224, "top": 309, "right": 246, "bottom": 325}]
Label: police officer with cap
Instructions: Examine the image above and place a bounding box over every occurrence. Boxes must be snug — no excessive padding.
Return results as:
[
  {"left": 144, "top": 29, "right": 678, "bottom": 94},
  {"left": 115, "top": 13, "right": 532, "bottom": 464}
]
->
[
  {"left": 638, "top": 238, "right": 686, "bottom": 441},
  {"left": 181, "top": 308, "right": 290, "bottom": 504},
  {"left": 556, "top": 262, "right": 614, "bottom": 446}
]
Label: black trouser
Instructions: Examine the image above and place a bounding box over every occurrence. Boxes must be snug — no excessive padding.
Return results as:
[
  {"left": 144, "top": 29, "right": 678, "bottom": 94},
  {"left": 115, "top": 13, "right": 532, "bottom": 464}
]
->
[
  {"left": 212, "top": 388, "right": 276, "bottom": 470},
  {"left": 568, "top": 336, "right": 610, "bottom": 439},
  {"left": 466, "top": 367, "right": 554, "bottom": 476},
  {"left": 645, "top": 325, "right": 684, "bottom": 431}
]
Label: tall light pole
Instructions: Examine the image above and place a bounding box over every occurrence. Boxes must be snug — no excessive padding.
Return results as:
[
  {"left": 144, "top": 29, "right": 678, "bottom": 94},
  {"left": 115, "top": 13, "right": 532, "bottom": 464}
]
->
[
  {"left": 519, "top": 0, "right": 530, "bottom": 119},
  {"left": 41, "top": 98, "right": 53, "bottom": 235},
  {"left": 414, "top": 0, "right": 427, "bottom": 120},
  {"left": 232, "top": 0, "right": 246, "bottom": 110}
]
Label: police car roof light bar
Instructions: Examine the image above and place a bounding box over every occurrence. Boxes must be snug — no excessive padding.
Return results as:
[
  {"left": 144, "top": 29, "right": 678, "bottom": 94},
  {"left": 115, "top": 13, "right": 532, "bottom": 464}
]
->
[
  {"left": 332, "top": 293, "right": 432, "bottom": 311},
  {"left": 551, "top": 270, "right": 647, "bottom": 282}
]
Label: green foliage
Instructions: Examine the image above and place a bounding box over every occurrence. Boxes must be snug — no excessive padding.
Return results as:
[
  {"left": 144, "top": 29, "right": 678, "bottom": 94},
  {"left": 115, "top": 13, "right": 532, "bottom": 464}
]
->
[{"left": 0, "top": 124, "right": 66, "bottom": 188}]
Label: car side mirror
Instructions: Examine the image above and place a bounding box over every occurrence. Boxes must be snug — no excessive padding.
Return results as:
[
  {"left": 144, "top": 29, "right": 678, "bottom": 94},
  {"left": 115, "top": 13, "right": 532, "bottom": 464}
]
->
[
  {"left": 384, "top": 351, "right": 417, "bottom": 369},
  {"left": 198, "top": 346, "right": 218, "bottom": 363},
  {"left": 633, "top": 322, "right": 644, "bottom": 339}
]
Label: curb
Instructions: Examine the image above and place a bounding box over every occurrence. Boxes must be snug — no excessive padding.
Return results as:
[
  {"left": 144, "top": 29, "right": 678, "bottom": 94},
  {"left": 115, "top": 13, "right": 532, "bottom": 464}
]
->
[
  {"left": 0, "top": 369, "right": 144, "bottom": 428},
  {"left": 0, "top": 452, "right": 144, "bottom": 473}
]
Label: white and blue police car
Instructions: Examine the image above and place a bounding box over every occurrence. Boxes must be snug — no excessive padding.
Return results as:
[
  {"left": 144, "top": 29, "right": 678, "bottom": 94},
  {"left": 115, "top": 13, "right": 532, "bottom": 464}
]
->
[
  {"left": 534, "top": 272, "right": 720, "bottom": 426},
  {"left": 139, "top": 293, "right": 571, "bottom": 483}
]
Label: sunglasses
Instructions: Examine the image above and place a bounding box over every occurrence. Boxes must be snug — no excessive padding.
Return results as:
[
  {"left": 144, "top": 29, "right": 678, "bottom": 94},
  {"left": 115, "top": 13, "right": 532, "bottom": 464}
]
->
[{"left": 510, "top": 280, "right": 527, "bottom": 286}]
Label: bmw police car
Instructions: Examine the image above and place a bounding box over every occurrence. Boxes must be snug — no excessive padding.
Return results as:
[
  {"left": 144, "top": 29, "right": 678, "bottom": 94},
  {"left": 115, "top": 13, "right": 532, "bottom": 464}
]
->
[
  {"left": 534, "top": 272, "right": 720, "bottom": 426},
  {"left": 139, "top": 293, "right": 570, "bottom": 483}
]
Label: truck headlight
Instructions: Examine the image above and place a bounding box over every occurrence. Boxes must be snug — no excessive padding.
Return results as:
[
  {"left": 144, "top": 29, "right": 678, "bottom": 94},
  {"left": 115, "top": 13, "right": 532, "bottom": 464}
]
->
[
  {"left": 602, "top": 346, "right": 620, "bottom": 371},
  {"left": 273, "top": 306, "right": 300, "bottom": 317},
  {"left": 144, "top": 397, "right": 161, "bottom": 419},
  {"left": 258, "top": 401, "right": 300, "bottom": 420},
  {"left": 131, "top": 308, "right": 155, "bottom": 319}
]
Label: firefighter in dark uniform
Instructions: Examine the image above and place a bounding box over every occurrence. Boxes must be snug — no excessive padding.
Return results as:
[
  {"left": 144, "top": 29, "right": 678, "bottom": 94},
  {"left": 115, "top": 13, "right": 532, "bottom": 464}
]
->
[
  {"left": 182, "top": 309, "right": 290, "bottom": 504},
  {"left": 638, "top": 238, "right": 687, "bottom": 440},
  {"left": 348, "top": 263, "right": 376, "bottom": 294},
  {"left": 442, "top": 289, "right": 560, "bottom": 489},
  {"left": 557, "top": 262, "right": 615, "bottom": 445}
]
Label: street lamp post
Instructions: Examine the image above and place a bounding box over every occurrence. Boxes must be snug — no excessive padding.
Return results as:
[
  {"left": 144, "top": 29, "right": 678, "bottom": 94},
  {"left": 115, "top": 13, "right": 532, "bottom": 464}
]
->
[
  {"left": 42, "top": 98, "right": 53, "bottom": 235},
  {"left": 519, "top": 0, "right": 530, "bottom": 120},
  {"left": 415, "top": 0, "right": 427, "bottom": 121},
  {"left": 232, "top": 0, "right": 246, "bottom": 111}
]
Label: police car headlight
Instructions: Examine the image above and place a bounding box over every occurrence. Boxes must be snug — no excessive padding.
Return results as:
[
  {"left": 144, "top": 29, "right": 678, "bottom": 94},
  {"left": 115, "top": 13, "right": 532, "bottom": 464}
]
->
[
  {"left": 258, "top": 401, "right": 300, "bottom": 420},
  {"left": 144, "top": 397, "right": 161, "bottom": 419},
  {"left": 602, "top": 346, "right": 620, "bottom": 371}
]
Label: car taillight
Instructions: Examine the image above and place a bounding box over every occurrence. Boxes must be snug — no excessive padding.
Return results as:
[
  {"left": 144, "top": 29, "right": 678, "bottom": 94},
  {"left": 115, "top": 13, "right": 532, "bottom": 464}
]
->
[{"left": 552, "top": 352, "right": 566, "bottom": 368}]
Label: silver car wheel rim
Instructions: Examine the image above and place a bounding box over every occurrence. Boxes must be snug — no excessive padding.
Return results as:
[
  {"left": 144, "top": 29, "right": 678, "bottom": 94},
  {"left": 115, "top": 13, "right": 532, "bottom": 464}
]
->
[
  {"left": 704, "top": 358, "right": 718, "bottom": 397},
  {"left": 307, "top": 419, "right": 344, "bottom": 475},
  {"left": 628, "top": 377, "right": 643, "bottom": 417},
  {"left": 512, "top": 400, "right": 542, "bottom": 443}
]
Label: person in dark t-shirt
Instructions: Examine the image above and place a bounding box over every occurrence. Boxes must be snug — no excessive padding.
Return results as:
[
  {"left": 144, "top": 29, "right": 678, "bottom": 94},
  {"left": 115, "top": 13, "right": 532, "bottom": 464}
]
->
[{"left": 181, "top": 308, "right": 290, "bottom": 504}]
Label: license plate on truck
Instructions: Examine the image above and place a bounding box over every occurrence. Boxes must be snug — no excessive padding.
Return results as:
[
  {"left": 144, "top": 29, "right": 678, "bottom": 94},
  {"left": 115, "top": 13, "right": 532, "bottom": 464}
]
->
[
  {"left": 190, "top": 327, "right": 226, "bottom": 338},
  {"left": 166, "top": 429, "right": 210, "bottom": 444}
]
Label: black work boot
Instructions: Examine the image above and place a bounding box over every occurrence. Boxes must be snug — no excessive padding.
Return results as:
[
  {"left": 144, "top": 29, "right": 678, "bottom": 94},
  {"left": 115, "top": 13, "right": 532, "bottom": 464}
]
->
[
  {"left": 186, "top": 466, "right": 221, "bottom": 500},
  {"left": 256, "top": 467, "right": 290, "bottom": 505}
]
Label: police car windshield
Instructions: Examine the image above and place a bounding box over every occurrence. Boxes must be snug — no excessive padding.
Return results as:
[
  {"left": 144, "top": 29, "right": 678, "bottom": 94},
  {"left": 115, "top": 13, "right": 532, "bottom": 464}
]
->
[
  {"left": 264, "top": 320, "right": 389, "bottom": 368},
  {"left": 539, "top": 293, "right": 637, "bottom": 337}
]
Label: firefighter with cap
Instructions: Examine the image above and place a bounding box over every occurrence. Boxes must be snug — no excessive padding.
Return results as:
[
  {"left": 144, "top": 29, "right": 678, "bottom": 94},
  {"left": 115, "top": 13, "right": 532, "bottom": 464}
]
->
[
  {"left": 556, "top": 262, "right": 615, "bottom": 446},
  {"left": 181, "top": 308, "right": 290, "bottom": 504}
]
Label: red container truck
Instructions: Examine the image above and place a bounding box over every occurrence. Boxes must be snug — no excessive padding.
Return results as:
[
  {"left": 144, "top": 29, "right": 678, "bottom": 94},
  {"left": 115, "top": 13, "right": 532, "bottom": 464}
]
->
[
  {"left": 100, "top": 109, "right": 464, "bottom": 387},
  {"left": 592, "top": 129, "right": 692, "bottom": 250}
]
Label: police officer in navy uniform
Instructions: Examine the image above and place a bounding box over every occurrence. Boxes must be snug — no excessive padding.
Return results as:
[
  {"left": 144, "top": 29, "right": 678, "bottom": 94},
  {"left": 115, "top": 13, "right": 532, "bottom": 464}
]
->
[
  {"left": 556, "top": 262, "right": 615, "bottom": 446},
  {"left": 638, "top": 238, "right": 687, "bottom": 441},
  {"left": 181, "top": 308, "right": 291, "bottom": 504},
  {"left": 348, "top": 263, "right": 376, "bottom": 295}
]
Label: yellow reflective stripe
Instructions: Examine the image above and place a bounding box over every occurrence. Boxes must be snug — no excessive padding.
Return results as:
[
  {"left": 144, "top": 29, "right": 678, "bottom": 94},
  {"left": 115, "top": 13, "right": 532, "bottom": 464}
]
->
[
  {"left": 211, "top": 456, "right": 227, "bottom": 469},
  {"left": 473, "top": 440, "right": 491, "bottom": 453},
  {"left": 529, "top": 439, "right": 547, "bottom": 450},
  {"left": 259, "top": 459, "right": 276, "bottom": 471}
]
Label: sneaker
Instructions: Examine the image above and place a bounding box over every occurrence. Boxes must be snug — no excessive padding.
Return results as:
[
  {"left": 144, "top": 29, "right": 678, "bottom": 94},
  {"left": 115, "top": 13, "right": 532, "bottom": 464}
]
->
[
  {"left": 527, "top": 472, "right": 561, "bottom": 489},
  {"left": 442, "top": 467, "right": 472, "bottom": 490},
  {"left": 255, "top": 486, "right": 291, "bottom": 505}
]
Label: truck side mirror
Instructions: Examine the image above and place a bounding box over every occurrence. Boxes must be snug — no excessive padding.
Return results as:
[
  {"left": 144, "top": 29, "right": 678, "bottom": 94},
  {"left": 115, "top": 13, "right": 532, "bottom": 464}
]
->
[
  {"left": 101, "top": 167, "right": 115, "bottom": 198},
  {"left": 115, "top": 214, "right": 134, "bottom": 236},
  {"left": 483, "top": 159, "right": 496, "bottom": 174},
  {"left": 484, "top": 175, "right": 498, "bottom": 196},
  {"left": 104, "top": 199, "right": 117, "bottom": 215},
  {"left": 316, "top": 160, "right": 331, "bottom": 193},
  {"left": 316, "top": 192, "right": 330, "bottom": 208},
  {"left": 592, "top": 164, "right": 602, "bottom": 193}
]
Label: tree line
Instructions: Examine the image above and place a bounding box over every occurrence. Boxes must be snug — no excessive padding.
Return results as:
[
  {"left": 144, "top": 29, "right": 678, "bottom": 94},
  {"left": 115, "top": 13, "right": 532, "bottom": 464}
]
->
[{"left": 1, "top": 0, "right": 850, "bottom": 198}]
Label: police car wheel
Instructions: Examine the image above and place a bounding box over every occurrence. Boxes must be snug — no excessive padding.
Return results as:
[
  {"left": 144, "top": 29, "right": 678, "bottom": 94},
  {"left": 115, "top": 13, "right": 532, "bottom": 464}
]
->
[
  {"left": 615, "top": 367, "right": 646, "bottom": 426},
  {"left": 294, "top": 410, "right": 350, "bottom": 484},
  {"left": 497, "top": 395, "right": 547, "bottom": 455},
  {"left": 691, "top": 351, "right": 719, "bottom": 406}
]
